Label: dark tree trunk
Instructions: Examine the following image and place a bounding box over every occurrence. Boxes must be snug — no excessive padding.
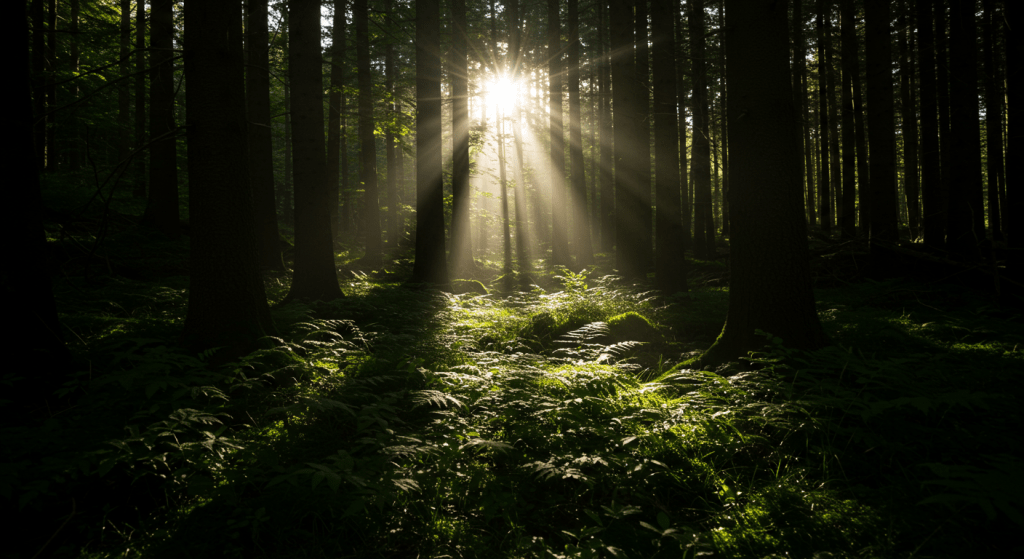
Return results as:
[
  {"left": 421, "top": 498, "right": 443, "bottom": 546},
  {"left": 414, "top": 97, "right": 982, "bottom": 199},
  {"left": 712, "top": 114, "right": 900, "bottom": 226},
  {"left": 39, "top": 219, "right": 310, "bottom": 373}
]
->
[
  {"left": 946, "top": 0, "right": 985, "bottom": 258},
  {"left": 143, "top": 0, "right": 181, "bottom": 240},
  {"left": 568, "top": 0, "right": 592, "bottom": 266},
  {"left": 793, "top": 0, "right": 815, "bottom": 226},
  {"left": 549, "top": 0, "right": 569, "bottom": 267},
  {"left": 599, "top": 1, "right": 615, "bottom": 253},
  {"left": 118, "top": 0, "right": 131, "bottom": 170},
  {"left": 385, "top": 0, "right": 400, "bottom": 248},
  {"left": 653, "top": 0, "right": 685, "bottom": 292},
  {"left": 634, "top": 0, "right": 653, "bottom": 269},
  {"left": 1007, "top": 0, "right": 1023, "bottom": 281},
  {"left": 677, "top": 1, "right": 691, "bottom": 252},
  {"left": 853, "top": 33, "right": 870, "bottom": 236},
  {"left": 918, "top": 0, "right": 943, "bottom": 247},
  {"left": 284, "top": 0, "right": 345, "bottom": 302},
  {"left": 611, "top": 0, "right": 642, "bottom": 275},
  {"left": 816, "top": 0, "right": 832, "bottom": 233},
  {"left": 46, "top": 0, "right": 57, "bottom": 171},
  {"left": 182, "top": 0, "right": 277, "bottom": 355},
  {"left": 690, "top": 0, "right": 715, "bottom": 260},
  {"left": 982, "top": 0, "right": 1003, "bottom": 241},
  {"left": 509, "top": 0, "right": 531, "bottom": 282},
  {"left": 826, "top": 4, "right": 841, "bottom": 234},
  {"left": 839, "top": 0, "right": 858, "bottom": 239},
  {"left": 411, "top": 0, "right": 450, "bottom": 288},
  {"left": 865, "top": 0, "right": 899, "bottom": 244},
  {"left": 281, "top": 5, "right": 293, "bottom": 227},
  {"left": 133, "top": 0, "right": 146, "bottom": 197},
  {"left": 451, "top": 0, "right": 473, "bottom": 275},
  {"left": 31, "top": 0, "right": 45, "bottom": 169},
  {"left": 355, "top": 0, "right": 381, "bottom": 267},
  {"left": 898, "top": 0, "right": 921, "bottom": 239},
  {"left": 936, "top": 3, "right": 952, "bottom": 244},
  {"left": 718, "top": 3, "right": 730, "bottom": 237},
  {"left": 327, "top": 0, "right": 347, "bottom": 241},
  {"left": 704, "top": 0, "right": 826, "bottom": 365},
  {"left": 69, "top": 0, "right": 81, "bottom": 170}
]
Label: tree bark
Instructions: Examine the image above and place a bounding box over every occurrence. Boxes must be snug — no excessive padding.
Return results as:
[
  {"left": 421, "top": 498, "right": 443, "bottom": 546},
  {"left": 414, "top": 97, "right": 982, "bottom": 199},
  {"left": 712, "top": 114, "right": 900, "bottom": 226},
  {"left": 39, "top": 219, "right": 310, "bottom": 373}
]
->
[
  {"left": 653, "top": 0, "right": 685, "bottom": 293},
  {"left": 182, "top": 0, "right": 277, "bottom": 355},
  {"left": 677, "top": 1, "right": 691, "bottom": 253},
  {"left": 690, "top": 0, "right": 715, "bottom": 260},
  {"left": 982, "top": 0, "right": 1003, "bottom": 242},
  {"left": 46, "top": 0, "right": 57, "bottom": 171},
  {"left": 385, "top": 0, "right": 400, "bottom": 248},
  {"left": 549, "top": 0, "right": 569, "bottom": 267},
  {"left": 143, "top": 0, "right": 181, "bottom": 240},
  {"left": 355, "top": 0, "right": 382, "bottom": 267},
  {"left": 284, "top": 0, "right": 345, "bottom": 302},
  {"left": 703, "top": 0, "right": 826, "bottom": 365},
  {"left": 634, "top": 0, "right": 653, "bottom": 269},
  {"left": 450, "top": 0, "right": 473, "bottom": 275},
  {"left": 118, "top": 0, "right": 131, "bottom": 171},
  {"left": 69, "top": 0, "right": 81, "bottom": 170},
  {"left": 599, "top": 1, "right": 615, "bottom": 253},
  {"left": 898, "top": 0, "right": 921, "bottom": 240},
  {"left": 611, "top": 0, "right": 642, "bottom": 275},
  {"left": 134, "top": 0, "right": 146, "bottom": 198},
  {"left": 865, "top": 0, "right": 899, "bottom": 243},
  {"left": 839, "top": 0, "right": 857, "bottom": 239},
  {"left": 327, "top": 0, "right": 347, "bottom": 241},
  {"left": 1006, "top": 0, "right": 1023, "bottom": 281},
  {"left": 568, "top": 0, "right": 592, "bottom": 266},
  {"left": 816, "top": 0, "right": 832, "bottom": 233},
  {"left": 793, "top": 0, "right": 815, "bottom": 226},
  {"left": 936, "top": 3, "right": 952, "bottom": 244},
  {"left": 918, "top": 0, "right": 943, "bottom": 247},
  {"left": 411, "top": 0, "right": 451, "bottom": 288}
]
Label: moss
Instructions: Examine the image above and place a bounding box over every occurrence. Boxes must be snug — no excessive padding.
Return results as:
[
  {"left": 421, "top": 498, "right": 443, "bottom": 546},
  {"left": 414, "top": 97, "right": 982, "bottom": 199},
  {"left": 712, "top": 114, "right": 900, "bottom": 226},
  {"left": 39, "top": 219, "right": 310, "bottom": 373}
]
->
[
  {"left": 452, "top": 278, "right": 489, "bottom": 295},
  {"left": 606, "top": 311, "right": 659, "bottom": 342}
]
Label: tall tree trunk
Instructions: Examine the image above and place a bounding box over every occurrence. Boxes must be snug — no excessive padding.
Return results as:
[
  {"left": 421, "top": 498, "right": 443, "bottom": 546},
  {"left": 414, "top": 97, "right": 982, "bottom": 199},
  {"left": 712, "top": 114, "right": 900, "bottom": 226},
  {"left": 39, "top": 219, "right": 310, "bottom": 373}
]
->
[
  {"left": 718, "top": 3, "right": 730, "bottom": 237},
  {"left": 936, "top": 2, "right": 952, "bottom": 244},
  {"left": 946, "top": 0, "right": 984, "bottom": 258},
  {"left": 897, "top": 0, "right": 921, "bottom": 239},
  {"left": 46, "top": 0, "right": 57, "bottom": 171},
  {"left": 182, "top": 0, "right": 277, "bottom": 356},
  {"left": 549, "top": 0, "right": 569, "bottom": 267},
  {"left": 653, "top": 0, "right": 685, "bottom": 292},
  {"left": 704, "top": 0, "right": 826, "bottom": 365},
  {"left": 1006, "top": 0, "right": 1023, "bottom": 281},
  {"left": 918, "top": 0, "right": 943, "bottom": 247},
  {"left": 690, "top": 0, "right": 715, "bottom": 260},
  {"left": 509, "top": 0, "right": 531, "bottom": 282},
  {"left": 982, "top": 0, "right": 1003, "bottom": 241},
  {"left": 611, "top": 0, "right": 641, "bottom": 275},
  {"left": 865, "top": 0, "right": 899, "bottom": 243},
  {"left": 677, "top": 1, "right": 691, "bottom": 253},
  {"left": 451, "top": 0, "right": 473, "bottom": 275},
  {"left": 816, "top": 0, "right": 832, "bottom": 233},
  {"left": 327, "top": 0, "right": 347, "bottom": 241},
  {"left": 385, "top": 0, "right": 400, "bottom": 248},
  {"left": 568, "top": 0, "right": 592, "bottom": 266},
  {"left": 634, "top": 0, "right": 653, "bottom": 269},
  {"left": 281, "top": 5, "right": 293, "bottom": 227},
  {"left": 355, "top": 0, "right": 381, "bottom": 267},
  {"left": 69, "top": 0, "right": 81, "bottom": 170},
  {"left": 143, "top": 0, "right": 181, "bottom": 240},
  {"left": 285, "top": 0, "right": 345, "bottom": 302},
  {"left": 853, "top": 31, "right": 870, "bottom": 236},
  {"left": 826, "top": 4, "right": 841, "bottom": 234},
  {"left": 118, "top": 0, "right": 131, "bottom": 171},
  {"left": 600, "top": 0, "right": 615, "bottom": 252},
  {"left": 32, "top": 0, "right": 46, "bottom": 169},
  {"left": 411, "top": 0, "right": 450, "bottom": 287},
  {"left": 793, "top": 0, "right": 815, "bottom": 226},
  {"left": 839, "top": 0, "right": 857, "bottom": 239},
  {"left": 134, "top": 0, "right": 146, "bottom": 197}
]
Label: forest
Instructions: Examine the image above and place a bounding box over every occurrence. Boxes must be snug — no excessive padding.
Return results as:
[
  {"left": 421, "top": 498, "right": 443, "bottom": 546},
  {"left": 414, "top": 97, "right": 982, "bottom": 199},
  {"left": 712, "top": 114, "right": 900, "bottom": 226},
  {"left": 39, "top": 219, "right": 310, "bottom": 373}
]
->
[{"left": 7, "top": 0, "right": 1023, "bottom": 556}]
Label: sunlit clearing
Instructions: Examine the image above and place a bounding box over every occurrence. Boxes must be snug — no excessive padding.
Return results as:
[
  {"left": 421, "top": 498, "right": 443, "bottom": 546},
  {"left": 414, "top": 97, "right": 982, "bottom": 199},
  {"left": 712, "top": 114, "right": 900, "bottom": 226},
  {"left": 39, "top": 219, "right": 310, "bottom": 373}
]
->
[{"left": 485, "top": 75, "right": 519, "bottom": 114}]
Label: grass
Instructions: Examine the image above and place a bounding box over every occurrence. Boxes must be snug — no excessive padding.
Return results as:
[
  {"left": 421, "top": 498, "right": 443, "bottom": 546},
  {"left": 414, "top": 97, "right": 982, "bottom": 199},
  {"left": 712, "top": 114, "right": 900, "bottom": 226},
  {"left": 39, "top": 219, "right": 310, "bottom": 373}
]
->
[{"left": 5, "top": 198, "right": 1023, "bottom": 558}]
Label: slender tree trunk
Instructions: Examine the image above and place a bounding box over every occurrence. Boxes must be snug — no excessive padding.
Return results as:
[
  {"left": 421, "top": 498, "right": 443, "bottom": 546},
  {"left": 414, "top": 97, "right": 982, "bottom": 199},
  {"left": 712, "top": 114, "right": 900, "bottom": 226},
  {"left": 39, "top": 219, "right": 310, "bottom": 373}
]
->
[
  {"left": 182, "top": 0, "right": 277, "bottom": 355},
  {"left": 898, "top": 1, "right": 921, "bottom": 239},
  {"left": 32, "top": 0, "right": 46, "bottom": 169},
  {"left": 281, "top": 6, "right": 293, "bottom": 227},
  {"left": 947, "top": 0, "right": 984, "bottom": 258},
  {"left": 936, "top": 3, "right": 952, "bottom": 244},
  {"left": 143, "top": 0, "right": 181, "bottom": 240},
  {"left": 46, "top": 0, "right": 57, "bottom": 171},
  {"left": 1006, "top": 0, "right": 1023, "bottom": 281},
  {"left": 611, "top": 0, "right": 642, "bottom": 275},
  {"left": 983, "top": 0, "right": 1003, "bottom": 241},
  {"left": 654, "top": 0, "right": 685, "bottom": 292},
  {"left": 918, "top": 0, "right": 943, "bottom": 247},
  {"left": 69, "top": 0, "right": 81, "bottom": 170},
  {"left": 133, "top": 0, "right": 146, "bottom": 197},
  {"left": 705, "top": 0, "right": 826, "bottom": 365},
  {"left": 718, "top": 2, "right": 730, "bottom": 236},
  {"left": 816, "top": 0, "right": 832, "bottom": 233},
  {"left": 411, "top": 0, "right": 451, "bottom": 287},
  {"left": 549, "top": 0, "right": 569, "bottom": 267},
  {"left": 451, "top": 0, "right": 473, "bottom": 275},
  {"left": 385, "top": 0, "right": 400, "bottom": 248},
  {"left": 285, "top": 0, "right": 345, "bottom": 302},
  {"left": 355, "top": 0, "right": 381, "bottom": 267},
  {"left": 600, "top": 0, "right": 615, "bottom": 252},
  {"left": 676, "top": 1, "right": 691, "bottom": 252},
  {"left": 634, "top": 0, "right": 653, "bottom": 269},
  {"left": 853, "top": 33, "right": 870, "bottom": 236},
  {"left": 793, "top": 0, "right": 815, "bottom": 226},
  {"left": 327, "top": 0, "right": 347, "bottom": 241},
  {"left": 690, "top": 0, "right": 715, "bottom": 260},
  {"left": 826, "top": 5, "right": 841, "bottom": 234},
  {"left": 118, "top": 0, "right": 131, "bottom": 171},
  {"left": 568, "top": 0, "right": 592, "bottom": 266},
  {"left": 865, "top": 0, "right": 899, "bottom": 243},
  {"left": 839, "top": 0, "right": 857, "bottom": 239},
  {"left": 509, "top": 0, "right": 531, "bottom": 282}
]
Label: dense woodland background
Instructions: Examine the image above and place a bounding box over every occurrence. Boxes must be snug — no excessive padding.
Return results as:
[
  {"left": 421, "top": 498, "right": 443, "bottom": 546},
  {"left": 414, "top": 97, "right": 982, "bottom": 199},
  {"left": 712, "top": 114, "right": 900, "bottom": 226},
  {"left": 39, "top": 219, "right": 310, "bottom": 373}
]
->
[{"left": 6, "top": 0, "right": 1024, "bottom": 557}]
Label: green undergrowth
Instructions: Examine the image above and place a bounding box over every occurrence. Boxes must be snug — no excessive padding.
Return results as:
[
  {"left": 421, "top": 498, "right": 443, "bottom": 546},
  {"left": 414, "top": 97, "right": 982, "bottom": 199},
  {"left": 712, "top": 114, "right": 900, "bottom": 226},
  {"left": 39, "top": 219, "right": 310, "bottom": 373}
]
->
[{"left": 6, "top": 262, "right": 1023, "bottom": 558}]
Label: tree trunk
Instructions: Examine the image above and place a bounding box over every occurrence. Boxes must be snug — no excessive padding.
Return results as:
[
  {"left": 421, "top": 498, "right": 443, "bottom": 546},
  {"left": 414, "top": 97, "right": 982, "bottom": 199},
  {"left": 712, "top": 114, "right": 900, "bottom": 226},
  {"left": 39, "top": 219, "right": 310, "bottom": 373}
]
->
[
  {"left": 704, "top": 0, "right": 826, "bottom": 365},
  {"left": 281, "top": 5, "right": 293, "bottom": 227},
  {"left": 653, "top": 0, "right": 685, "bottom": 293},
  {"left": 411, "top": 0, "right": 450, "bottom": 288},
  {"left": 46, "top": 0, "right": 57, "bottom": 171},
  {"left": 385, "top": 0, "right": 400, "bottom": 248},
  {"left": 182, "top": 0, "right": 277, "bottom": 356},
  {"left": 143, "top": 0, "right": 181, "bottom": 240},
  {"left": 677, "top": 1, "right": 691, "bottom": 252},
  {"left": 450, "top": 0, "right": 472, "bottom": 275},
  {"left": 327, "top": 0, "right": 347, "bottom": 241},
  {"left": 509, "top": 0, "right": 531, "bottom": 283},
  {"left": 568, "top": 0, "right": 592, "bottom": 266},
  {"left": 865, "top": 0, "right": 899, "bottom": 244},
  {"left": 918, "top": 0, "right": 943, "bottom": 247},
  {"left": 793, "top": 0, "right": 815, "bottom": 226},
  {"left": 611, "top": 0, "right": 642, "bottom": 275},
  {"left": 69, "top": 0, "right": 81, "bottom": 170},
  {"left": 946, "top": 0, "right": 984, "bottom": 258},
  {"left": 634, "top": 0, "right": 653, "bottom": 269},
  {"left": 1006, "top": 0, "right": 1023, "bottom": 281},
  {"left": 936, "top": 3, "right": 952, "bottom": 244},
  {"left": 118, "top": 0, "right": 131, "bottom": 171},
  {"left": 355, "top": 0, "right": 381, "bottom": 267},
  {"left": 600, "top": 1, "right": 615, "bottom": 253},
  {"left": 982, "top": 0, "right": 1003, "bottom": 241},
  {"left": 549, "top": 0, "right": 569, "bottom": 267},
  {"left": 690, "top": 0, "right": 715, "bottom": 260},
  {"left": 897, "top": 0, "right": 921, "bottom": 239},
  {"left": 284, "top": 0, "right": 345, "bottom": 302},
  {"left": 718, "top": 3, "right": 730, "bottom": 237},
  {"left": 816, "top": 0, "right": 832, "bottom": 233},
  {"left": 839, "top": 0, "right": 857, "bottom": 239},
  {"left": 133, "top": 0, "right": 146, "bottom": 197},
  {"left": 826, "top": 4, "right": 841, "bottom": 234}
]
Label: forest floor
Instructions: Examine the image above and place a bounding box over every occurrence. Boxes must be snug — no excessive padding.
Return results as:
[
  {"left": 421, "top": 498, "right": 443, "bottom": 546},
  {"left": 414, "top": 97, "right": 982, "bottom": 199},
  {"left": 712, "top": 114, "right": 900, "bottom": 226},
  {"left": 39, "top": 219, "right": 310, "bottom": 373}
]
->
[{"left": 6, "top": 191, "right": 1024, "bottom": 558}]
